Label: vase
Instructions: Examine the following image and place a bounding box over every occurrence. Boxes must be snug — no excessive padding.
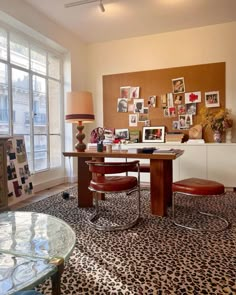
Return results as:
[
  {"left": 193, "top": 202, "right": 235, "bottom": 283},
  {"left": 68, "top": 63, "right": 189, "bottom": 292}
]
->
[
  {"left": 225, "top": 128, "right": 232, "bottom": 143},
  {"left": 213, "top": 130, "right": 222, "bottom": 143}
]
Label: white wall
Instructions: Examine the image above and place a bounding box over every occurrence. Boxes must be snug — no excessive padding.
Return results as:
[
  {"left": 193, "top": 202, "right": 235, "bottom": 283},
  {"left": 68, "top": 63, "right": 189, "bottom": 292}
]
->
[
  {"left": 87, "top": 22, "right": 236, "bottom": 142},
  {"left": 1, "top": 1, "right": 236, "bottom": 190}
]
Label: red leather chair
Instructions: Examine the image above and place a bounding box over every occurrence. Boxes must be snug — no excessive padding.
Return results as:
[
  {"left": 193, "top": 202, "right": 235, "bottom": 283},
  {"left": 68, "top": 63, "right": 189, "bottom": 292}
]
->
[
  {"left": 172, "top": 178, "right": 229, "bottom": 231},
  {"left": 86, "top": 160, "right": 141, "bottom": 231}
]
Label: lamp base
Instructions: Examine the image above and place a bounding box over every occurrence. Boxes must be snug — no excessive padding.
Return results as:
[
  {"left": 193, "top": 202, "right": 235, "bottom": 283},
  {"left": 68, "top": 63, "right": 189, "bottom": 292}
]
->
[
  {"left": 75, "top": 123, "right": 86, "bottom": 152},
  {"left": 75, "top": 142, "right": 86, "bottom": 152}
]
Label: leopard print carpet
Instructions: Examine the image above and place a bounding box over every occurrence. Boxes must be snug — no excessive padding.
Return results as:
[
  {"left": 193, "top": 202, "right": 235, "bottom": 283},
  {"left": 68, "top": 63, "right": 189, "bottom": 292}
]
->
[{"left": 18, "top": 186, "right": 236, "bottom": 295}]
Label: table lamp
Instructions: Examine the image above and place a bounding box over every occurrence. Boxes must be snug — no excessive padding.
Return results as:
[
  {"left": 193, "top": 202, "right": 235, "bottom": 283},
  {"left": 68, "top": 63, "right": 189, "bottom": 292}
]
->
[{"left": 65, "top": 91, "right": 95, "bottom": 152}]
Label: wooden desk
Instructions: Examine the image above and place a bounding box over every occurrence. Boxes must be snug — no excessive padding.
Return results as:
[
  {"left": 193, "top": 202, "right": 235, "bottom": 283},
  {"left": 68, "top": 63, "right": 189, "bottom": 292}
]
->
[{"left": 63, "top": 150, "right": 184, "bottom": 217}]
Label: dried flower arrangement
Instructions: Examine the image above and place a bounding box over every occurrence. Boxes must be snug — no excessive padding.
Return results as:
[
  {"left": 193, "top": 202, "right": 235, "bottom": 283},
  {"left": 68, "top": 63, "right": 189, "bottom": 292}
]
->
[{"left": 199, "top": 107, "right": 233, "bottom": 132}]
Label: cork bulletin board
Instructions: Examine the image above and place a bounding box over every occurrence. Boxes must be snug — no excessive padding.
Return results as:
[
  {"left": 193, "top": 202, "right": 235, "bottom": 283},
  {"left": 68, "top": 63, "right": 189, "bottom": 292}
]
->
[{"left": 103, "top": 62, "right": 225, "bottom": 142}]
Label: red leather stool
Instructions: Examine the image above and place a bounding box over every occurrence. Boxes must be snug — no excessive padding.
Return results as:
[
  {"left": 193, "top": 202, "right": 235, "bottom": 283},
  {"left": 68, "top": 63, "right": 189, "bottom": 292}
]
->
[{"left": 172, "top": 178, "right": 229, "bottom": 231}]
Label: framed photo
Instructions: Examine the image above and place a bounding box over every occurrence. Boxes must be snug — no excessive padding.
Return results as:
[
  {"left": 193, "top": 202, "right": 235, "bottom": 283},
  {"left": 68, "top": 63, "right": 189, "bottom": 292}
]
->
[
  {"left": 172, "top": 77, "right": 185, "bottom": 94},
  {"left": 205, "top": 91, "right": 220, "bottom": 107},
  {"left": 142, "top": 126, "right": 165, "bottom": 143},
  {"left": 115, "top": 128, "right": 129, "bottom": 140}
]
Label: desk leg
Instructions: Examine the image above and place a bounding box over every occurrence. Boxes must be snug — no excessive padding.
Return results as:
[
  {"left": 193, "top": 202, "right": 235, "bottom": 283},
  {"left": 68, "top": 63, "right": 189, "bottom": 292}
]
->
[
  {"left": 77, "top": 157, "right": 93, "bottom": 207},
  {"left": 150, "top": 159, "right": 172, "bottom": 216}
]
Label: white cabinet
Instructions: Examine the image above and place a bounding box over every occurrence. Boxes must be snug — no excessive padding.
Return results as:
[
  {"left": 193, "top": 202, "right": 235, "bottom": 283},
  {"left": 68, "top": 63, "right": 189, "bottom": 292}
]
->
[
  {"left": 178, "top": 145, "right": 207, "bottom": 180},
  {"left": 207, "top": 144, "right": 236, "bottom": 187},
  {"left": 112, "top": 143, "right": 236, "bottom": 188}
]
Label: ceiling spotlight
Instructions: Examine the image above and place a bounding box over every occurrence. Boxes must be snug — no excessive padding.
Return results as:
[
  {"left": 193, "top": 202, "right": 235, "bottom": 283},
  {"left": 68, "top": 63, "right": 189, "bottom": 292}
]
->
[{"left": 99, "top": 0, "right": 105, "bottom": 12}]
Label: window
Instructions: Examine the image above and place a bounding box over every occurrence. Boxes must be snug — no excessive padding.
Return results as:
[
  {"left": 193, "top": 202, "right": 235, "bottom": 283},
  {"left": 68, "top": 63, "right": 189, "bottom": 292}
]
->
[{"left": 0, "top": 26, "right": 63, "bottom": 173}]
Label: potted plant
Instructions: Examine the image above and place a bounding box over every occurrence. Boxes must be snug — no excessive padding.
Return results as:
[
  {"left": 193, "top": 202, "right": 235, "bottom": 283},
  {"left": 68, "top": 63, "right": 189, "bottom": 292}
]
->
[{"left": 199, "top": 107, "right": 233, "bottom": 143}]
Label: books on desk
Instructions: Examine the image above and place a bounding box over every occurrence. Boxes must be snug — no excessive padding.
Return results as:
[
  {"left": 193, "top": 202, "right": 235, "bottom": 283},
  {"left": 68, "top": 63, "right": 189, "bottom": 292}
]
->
[
  {"left": 128, "top": 147, "right": 156, "bottom": 154},
  {"left": 153, "top": 148, "right": 182, "bottom": 155}
]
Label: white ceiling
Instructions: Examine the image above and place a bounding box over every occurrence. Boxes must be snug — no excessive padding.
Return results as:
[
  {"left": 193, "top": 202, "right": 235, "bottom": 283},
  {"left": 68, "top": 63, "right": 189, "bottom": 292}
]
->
[{"left": 23, "top": 0, "right": 236, "bottom": 44}]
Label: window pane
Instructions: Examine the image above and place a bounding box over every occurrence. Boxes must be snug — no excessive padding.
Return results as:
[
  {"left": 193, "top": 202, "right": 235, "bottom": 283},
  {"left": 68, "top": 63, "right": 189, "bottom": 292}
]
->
[
  {"left": 48, "top": 54, "right": 60, "bottom": 79},
  {"left": 50, "top": 135, "right": 61, "bottom": 168},
  {"left": 0, "top": 62, "right": 9, "bottom": 134},
  {"left": 24, "top": 135, "right": 33, "bottom": 173},
  {"left": 12, "top": 68, "right": 30, "bottom": 135},
  {"left": 49, "top": 79, "right": 60, "bottom": 134},
  {"left": 0, "top": 28, "right": 8, "bottom": 60},
  {"left": 33, "top": 75, "right": 47, "bottom": 134},
  {"left": 10, "top": 33, "right": 29, "bottom": 69},
  {"left": 34, "top": 135, "right": 48, "bottom": 171},
  {"left": 31, "top": 46, "right": 46, "bottom": 75}
]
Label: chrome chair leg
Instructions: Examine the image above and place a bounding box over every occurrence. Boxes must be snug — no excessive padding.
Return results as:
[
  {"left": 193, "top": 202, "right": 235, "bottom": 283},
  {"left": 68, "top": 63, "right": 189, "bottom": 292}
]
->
[{"left": 172, "top": 192, "right": 229, "bottom": 232}]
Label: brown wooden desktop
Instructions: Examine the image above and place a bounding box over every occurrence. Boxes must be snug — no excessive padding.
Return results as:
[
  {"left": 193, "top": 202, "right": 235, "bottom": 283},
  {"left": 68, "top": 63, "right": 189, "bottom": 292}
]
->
[{"left": 63, "top": 149, "right": 184, "bottom": 217}]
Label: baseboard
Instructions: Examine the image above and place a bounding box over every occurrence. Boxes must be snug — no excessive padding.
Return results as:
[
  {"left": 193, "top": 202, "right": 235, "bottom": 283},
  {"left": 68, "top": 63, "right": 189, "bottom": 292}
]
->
[{"left": 33, "top": 177, "right": 66, "bottom": 193}]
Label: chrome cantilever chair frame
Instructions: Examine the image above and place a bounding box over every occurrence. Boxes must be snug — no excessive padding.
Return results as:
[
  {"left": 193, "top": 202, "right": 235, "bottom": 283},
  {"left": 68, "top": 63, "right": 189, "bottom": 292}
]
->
[
  {"left": 172, "top": 178, "right": 229, "bottom": 232},
  {"left": 86, "top": 160, "right": 141, "bottom": 231}
]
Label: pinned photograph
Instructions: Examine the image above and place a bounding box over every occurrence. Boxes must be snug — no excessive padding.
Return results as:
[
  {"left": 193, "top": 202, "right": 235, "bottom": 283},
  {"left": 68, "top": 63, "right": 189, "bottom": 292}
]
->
[
  {"left": 172, "top": 77, "right": 185, "bottom": 94},
  {"left": 138, "top": 113, "right": 149, "bottom": 122},
  {"left": 144, "top": 120, "right": 150, "bottom": 127},
  {"left": 129, "top": 114, "right": 138, "bottom": 127},
  {"left": 172, "top": 121, "right": 179, "bottom": 130},
  {"left": 130, "top": 87, "right": 140, "bottom": 99},
  {"left": 174, "top": 94, "right": 183, "bottom": 105},
  {"left": 186, "top": 103, "right": 197, "bottom": 115},
  {"left": 148, "top": 95, "right": 156, "bottom": 107},
  {"left": 163, "top": 107, "right": 169, "bottom": 117},
  {"left": 205, "top": 91, "right": 220, "bottom": 108},
  {"left": 169, "top": 107, "right": 176, "bottom": 117},
  {"left": 177, "top": 104, "right": 186, "bottom": 115},
  {"left": 117, "top": 98, "right": 128, "bottom": 112},
  {"left": 120, "top": 86, "right": 131, "bottom": 99},
  {"left": 134, "top": 98, "right": 144, "bottom": 113},
  {"left": 179, "top": 115, "right": 187, "bottom": 129},
  {"left": 185, "top": 91, "right": 201, "bottom": 104}
]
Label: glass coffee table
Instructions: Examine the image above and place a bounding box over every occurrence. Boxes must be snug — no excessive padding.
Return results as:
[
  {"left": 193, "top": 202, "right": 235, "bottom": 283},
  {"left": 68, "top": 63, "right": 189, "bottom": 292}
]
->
[{"left": 0, "top": 211, "right": 76, "bottom": 295}]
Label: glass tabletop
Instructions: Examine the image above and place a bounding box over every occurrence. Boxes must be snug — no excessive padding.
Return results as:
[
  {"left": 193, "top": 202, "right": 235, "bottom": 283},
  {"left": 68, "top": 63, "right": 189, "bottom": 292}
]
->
[
  {"left": 0, "top": 252, "right": 56, "bottom": 294},
  {"left": 0, "top": 211, "right": 76, "bottom": 260},
  {"left": 0, "top": 211, "right": 76, "bottom": 294}
]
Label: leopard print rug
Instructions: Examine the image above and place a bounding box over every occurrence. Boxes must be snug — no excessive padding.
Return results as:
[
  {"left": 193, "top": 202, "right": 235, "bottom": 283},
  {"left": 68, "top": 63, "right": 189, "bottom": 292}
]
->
[{"left": 18, "top": 186, "right": 236, "bottom": 295}]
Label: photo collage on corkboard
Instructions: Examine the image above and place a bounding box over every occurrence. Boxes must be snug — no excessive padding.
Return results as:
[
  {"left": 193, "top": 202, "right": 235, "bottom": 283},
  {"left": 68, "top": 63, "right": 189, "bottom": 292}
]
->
[
  {"left": 117, "top": 79, "right": 221, "bottom": 134},
  {"left": 103, "top": 63, "right": 225, "bottom": 143},
  {"left": 7, "top": 136, "right": 33, "bottom": 202}
]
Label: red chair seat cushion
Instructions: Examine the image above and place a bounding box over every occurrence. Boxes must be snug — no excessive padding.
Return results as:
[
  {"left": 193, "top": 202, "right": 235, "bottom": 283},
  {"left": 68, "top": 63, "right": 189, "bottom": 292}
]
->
[
  {"left": 90, "top": 176, "right": 138, "bottom": 192},
  {"left": 172, "top": 178, "right": 225, "bottom": 195}
]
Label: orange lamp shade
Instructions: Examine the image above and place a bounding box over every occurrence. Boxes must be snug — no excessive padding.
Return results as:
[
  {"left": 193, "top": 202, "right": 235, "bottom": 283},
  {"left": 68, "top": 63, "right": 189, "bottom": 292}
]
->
[{"left": 65, "top": 91, "right": 95, "bottom": 123}]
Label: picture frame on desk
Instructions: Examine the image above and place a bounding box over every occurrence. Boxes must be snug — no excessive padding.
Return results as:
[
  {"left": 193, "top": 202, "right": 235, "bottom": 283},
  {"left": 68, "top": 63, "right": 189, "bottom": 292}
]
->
[
  {"left": 142, "top": 126, "right": 165, "bottom": 143},
  {"left": 115, "top": 128, "right": 130, "bottom": 140}
]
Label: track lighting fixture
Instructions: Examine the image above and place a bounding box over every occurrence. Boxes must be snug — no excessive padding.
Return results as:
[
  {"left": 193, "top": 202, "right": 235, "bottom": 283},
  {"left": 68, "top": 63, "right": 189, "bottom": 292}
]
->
[
  {"left": 99, "top": 0, "right": 105, "bottom": 12},
  {"left": 65, "top": 0, "right": 105, "bottom": 12}
]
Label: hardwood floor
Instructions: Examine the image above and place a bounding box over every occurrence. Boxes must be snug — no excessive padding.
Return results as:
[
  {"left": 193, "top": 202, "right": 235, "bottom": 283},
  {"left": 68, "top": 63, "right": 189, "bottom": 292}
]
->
[
  {"left": 9, "top": 183, "right": 76, "bottom": 210},
  {"left": 8, "top": 181, "right": 150, "bottom": 211}
]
